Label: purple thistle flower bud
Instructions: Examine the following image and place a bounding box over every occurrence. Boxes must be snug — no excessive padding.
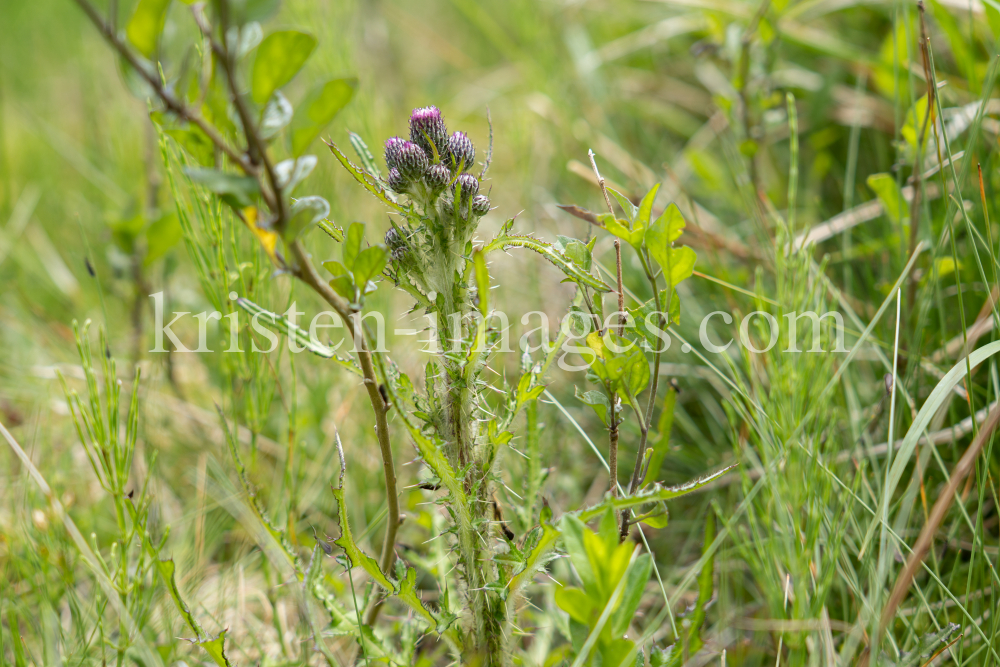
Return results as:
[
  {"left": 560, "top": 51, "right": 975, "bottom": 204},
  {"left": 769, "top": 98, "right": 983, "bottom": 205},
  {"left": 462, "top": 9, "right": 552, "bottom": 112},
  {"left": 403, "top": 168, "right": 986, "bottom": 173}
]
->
[
  {"left": 409, "top": 106, "right": 449, "bottom": 161},
  {"left": 448, "top": 131, "right": 475, "bottom": 172},
  {"left": 386, "top": 168, "right": 408, "bottom": 194},
  {"left": 453, "top": 173, "right": 479, "bottom": 201},
  {"left": 425, "top": 163, "right": 451, "bottom": 192},
  {"left": 384, "top": 136, "right": 406, "bottom": 171},
  {"left": 385, "top": 227, "right": 408, "bottom": 261},
  {"left": 396, "top": 141, "right": 429, "bottom": 180},
  {"left": 471, "top": 194, "right": 490, "bottom": 216}
]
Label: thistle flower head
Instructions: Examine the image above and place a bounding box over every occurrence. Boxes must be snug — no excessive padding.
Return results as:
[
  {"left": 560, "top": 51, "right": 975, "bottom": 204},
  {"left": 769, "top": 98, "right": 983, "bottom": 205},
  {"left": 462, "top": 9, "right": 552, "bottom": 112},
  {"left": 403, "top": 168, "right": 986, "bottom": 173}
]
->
[
  {"left": 409, "top": 106, "right": 449, "bottom": 161},
  {"left": 471, "top": 194, "right": 491, "bottom": 217},
  {"left": 425, "top": 163, "right": 452, "bottom": 193},
  {"left": 395, "top": 141, "right": 430, "bottom": 180},
  {"left": 384, "top": 136, "right": 406, "bottom": 170},
  {"left": 386, "top": 168, "right": 408, "bottom": 194},
  {"left": 454, "top": 173, "right": 480, "bottom": 201},
  {"left": 385, "top": 227, "right": 408, "bottom": 261},
  {"left": 448, "top": 131, "right": 475, "bottom": 172}
]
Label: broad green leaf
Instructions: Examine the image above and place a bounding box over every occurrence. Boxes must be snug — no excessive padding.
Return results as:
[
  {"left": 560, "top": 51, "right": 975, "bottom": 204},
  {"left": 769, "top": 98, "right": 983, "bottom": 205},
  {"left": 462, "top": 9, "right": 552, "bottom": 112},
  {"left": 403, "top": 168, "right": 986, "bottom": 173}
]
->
[
  {"left": 343, "top": 222, "right": 365, "bottom": 269},
  {"left": 644, "top": 203, "right": 687, "bottom": 274},
  {"left": 184, "top": 168, "right": 259, "bottom": 208},
  {"left": 633, "top": 184, "right": 660, "bottom": 240},
  {"left": 640, "top": 506, "right": 669, "bottom": 529},
  {"left": 274, "top": 155, "right": 317, "bottom": 193},
  {"left": 611, "top": 553, "right": 653, "bottom": 637},
  {"left": 560, "top": 515, "right": 597, "bottom": 593},
  {"left": 329, "top": 275, "right": 356, "bottom": 301},
  {"left": 665, "top": 246, "right": 697, "bottom": 286},
  {"left": 144, "top": 213, "right": 182, "bottom": 265},
  {"left": 126, "top": 0, "right": 171, "bottom": 58},
  {"left": 227, "top": 0, "right": 280, "bottom": 24},
  {"left": 322, "top": 260, "right": 349, "bottom": 278},
  {"left": 353, "top": 245, "right": 389, "bottom": 286},
  {"left": 621, "top": 349, "right": 650, "bottom": 404},
  {"left": 165, "top": 126, "right": 214, "bottom": 166},
  {"left": 575, "top": 386, "right": 610, "bottom": 427},
  {"left": 626, "top": 291, "right": 678, "bottom": 349},
  {"left": 586, "top": 331, "right": 609, "bottom": 361},
  {"left": 285, "top": 196, "right": 329, "bottom": 241},
  {"left": 607, "top": 186, "right": 637, "bottom": 222},
  {"left": 109, "top": 214, "right": 145, "bottom": 253},
  {"left": 599, "top": 213, "right": 635, "bottom": 245},
  {"left": 291, "top": 77, "right": 357, "bottom": 155},
  {"left": 867, "top": 173, "right": 909, "bottom": 225},
  {"left": 555, "top": 586, "right": 596, "bottom": 626},
  {"left": 251, "top": 30, "right": 317, "bottom": 104},
  {"left": 259, "top": 91, "right": 293, "bottom": 139}
]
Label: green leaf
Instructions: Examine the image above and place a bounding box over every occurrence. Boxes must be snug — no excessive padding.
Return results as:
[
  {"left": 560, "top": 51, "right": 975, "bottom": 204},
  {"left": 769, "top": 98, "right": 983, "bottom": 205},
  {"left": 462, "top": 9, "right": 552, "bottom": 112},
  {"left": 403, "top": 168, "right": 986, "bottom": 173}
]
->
[
  {"left": 343, "top": 222, "right": 365, "bottom": 269},
  {"left": 645, "top": 203, "right": 688, "bottom": 275},
  {"left": 611, "top": 553, "right": 653, "bottom": 637},
  {"left": 555, "top": 586, "right": 596, "bottom": 626},
  {"left": 198, "top": 630, "right": 234, "bottom": 667},
  {"left": 482, "top": 224, "right": 612, "bottom": 292},
  {"left": 598, "top": 213, "right": 635, "bottom": 245},
  {"left": 234, "top": 298, "right": 361, "bottom": 373},
  {"left": 157, "top": 558, "right": 206, "bottom": 639},
  {"left": 259, "top": 91, "right": 293, "bottom": 139},
  {"left": 353, "top": 245, "right": 389, "bottom": 286},
  {"left": 165, "top": 126, "right": 214, "bottom": 166},
  {"left": 144, "top": 213, "right": 182, "bottom": 265},
  {"left": 607, "top": 186, "right": 637, "bottom": 222},
  {"left": 274, "top": 155, "right": 317, "bottom": 193},
  {"left": 575, "top": 464, "right": 738, "bottom": 522},
  {"left": 184, "top": 168, "right": 260, "bottom": 209},
  {"left": 560, "top": 515, "right": 597, "bottom": 593},
  {"left": 126, "top": 0, "right": 171, "bottom": 58},
  {"left": 575, "top": 386, "right": 611, "bottom": 427},
  {"left": 285, "top": 196, "right": 329, "bottom": 241},
  {"left": 327, "top": 142, "right": 405, "bottom": 212},
  {"left": 291, "top": 77, "right": 357, "bottom": 155},
  {"left": 621, "top": 349, "right": 650, "bottom": 405},
  {"left": 867, "top": 173, "right": 910, "bottom": 225},
  {"left": 329, "top": 275, "right": 356, "bottom": 301},
  {"left": 251, "top": 30, "right": 317, "bottom": 105},
  {"left": 322, "top": 260, "right": 349, "bottom": 277},
  {"left": 473, "top": 248, "right": 490, "bottom": 317},
  {"left": 349, "top": 131, "right": 381, "bottom": 179},
  {"left": 630, "top": 183, "right": 660, "bottom": 247},
  {"left": 331, "top": 484, "right": 396, "bottom": 591}
]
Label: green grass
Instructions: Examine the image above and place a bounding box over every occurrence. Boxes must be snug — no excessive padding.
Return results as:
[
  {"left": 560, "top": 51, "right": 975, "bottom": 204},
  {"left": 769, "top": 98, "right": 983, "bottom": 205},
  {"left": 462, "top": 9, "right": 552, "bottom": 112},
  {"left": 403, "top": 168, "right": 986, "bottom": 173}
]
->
[{"left": 3, "top": 0, "right": 1000, "bottom": 664}]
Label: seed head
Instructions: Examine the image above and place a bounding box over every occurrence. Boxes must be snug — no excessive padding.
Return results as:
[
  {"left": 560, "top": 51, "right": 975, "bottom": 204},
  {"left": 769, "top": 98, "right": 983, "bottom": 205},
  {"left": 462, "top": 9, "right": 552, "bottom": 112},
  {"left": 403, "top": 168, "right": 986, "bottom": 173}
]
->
[
  {"left": 409, "top": 106, "right": 449, "bottom": 161},
  {"left": 471, "top": 194, "right": 491, "bottom": 216},
  {"left": 386, "top": 168, "right": 408, "bottom": 194},
  {"left": 425, "top": 163, "right": 452, "bottom": 193},
  {"left": 448, "top": 131, "right": 475, "bottom": 172}
]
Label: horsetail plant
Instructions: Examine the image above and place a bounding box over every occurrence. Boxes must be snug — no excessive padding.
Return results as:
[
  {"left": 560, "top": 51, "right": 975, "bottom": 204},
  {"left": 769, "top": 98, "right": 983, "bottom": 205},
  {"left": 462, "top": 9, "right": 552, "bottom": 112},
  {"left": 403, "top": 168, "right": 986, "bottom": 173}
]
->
[{"left": 65, "top": 0, "right": 734, "bottom": 663}]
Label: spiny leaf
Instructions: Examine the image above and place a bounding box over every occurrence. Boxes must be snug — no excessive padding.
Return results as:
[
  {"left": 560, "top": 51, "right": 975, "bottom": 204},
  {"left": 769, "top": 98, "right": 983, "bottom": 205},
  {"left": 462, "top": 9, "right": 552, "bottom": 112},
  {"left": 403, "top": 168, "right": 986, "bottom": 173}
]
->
[
  {"left": 574, "top": 464, "right": 737, "bottom": 522},
  {"left": 327, "top": 142, "right": 405, "bottom": 212},
  {"left": 483, "top": 228, "right": 611, "bottom": 292}
]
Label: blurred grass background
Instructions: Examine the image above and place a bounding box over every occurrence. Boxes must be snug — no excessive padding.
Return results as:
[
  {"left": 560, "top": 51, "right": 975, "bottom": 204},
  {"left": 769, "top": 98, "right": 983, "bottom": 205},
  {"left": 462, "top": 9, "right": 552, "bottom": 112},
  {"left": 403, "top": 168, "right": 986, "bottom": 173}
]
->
[{"left": 3, "top": 0, "right": 1000, "bottom": 663}]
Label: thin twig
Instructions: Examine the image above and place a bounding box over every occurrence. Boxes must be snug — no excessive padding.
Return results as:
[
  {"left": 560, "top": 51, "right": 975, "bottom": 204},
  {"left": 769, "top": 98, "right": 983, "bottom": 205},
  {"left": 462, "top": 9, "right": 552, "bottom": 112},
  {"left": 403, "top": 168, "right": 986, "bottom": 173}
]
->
[
  {"left": 69, "top": 0, "right": 254, "bottom": 175},
  {"left": 589, "top": 150, "right": 624, "bottom": 503}
]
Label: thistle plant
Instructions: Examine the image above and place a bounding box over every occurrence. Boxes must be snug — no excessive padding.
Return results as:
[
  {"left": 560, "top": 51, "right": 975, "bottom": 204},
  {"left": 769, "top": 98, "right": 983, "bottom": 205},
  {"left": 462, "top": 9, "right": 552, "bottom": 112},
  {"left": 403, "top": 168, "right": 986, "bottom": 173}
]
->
[{"left": 56, "top": 1, "right": 732, "bottom": 664}]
